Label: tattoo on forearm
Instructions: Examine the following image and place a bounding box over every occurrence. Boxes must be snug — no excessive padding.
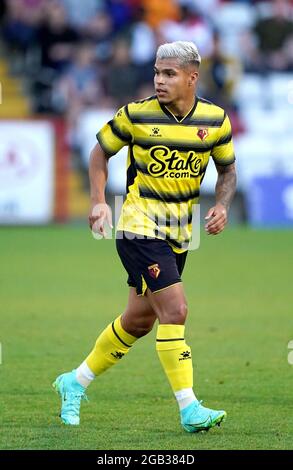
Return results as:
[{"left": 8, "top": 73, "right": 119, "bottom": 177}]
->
[{"left": 215, "top": 165, "right": 237, "bottom": 210}]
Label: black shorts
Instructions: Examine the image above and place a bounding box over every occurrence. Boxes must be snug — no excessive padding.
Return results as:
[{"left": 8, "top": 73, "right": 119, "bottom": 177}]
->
[{"left": 116, "top": 231, "right": 188, "bottom": 296}]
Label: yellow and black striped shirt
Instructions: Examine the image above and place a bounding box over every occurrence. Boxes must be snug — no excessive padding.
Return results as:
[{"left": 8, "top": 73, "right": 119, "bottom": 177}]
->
[{"left": 97, "top": 95, "right": 235, "bottom": 252}]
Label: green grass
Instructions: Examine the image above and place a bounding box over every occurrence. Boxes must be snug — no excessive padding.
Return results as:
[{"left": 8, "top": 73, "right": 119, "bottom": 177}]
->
[{"left": 0, "top": 225, "right": 293, "bottom": 450}]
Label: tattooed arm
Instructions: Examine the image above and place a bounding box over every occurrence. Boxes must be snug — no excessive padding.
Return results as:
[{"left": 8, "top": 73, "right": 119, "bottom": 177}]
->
[{"left": 205, "top": 162, "right": 237, "bottom": 235}]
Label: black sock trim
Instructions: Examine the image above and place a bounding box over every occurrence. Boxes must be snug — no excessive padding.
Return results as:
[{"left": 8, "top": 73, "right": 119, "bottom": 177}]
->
[
  {"left": 112, "top": 322, "right": 132, "bottom": 348},
  {"left": 156, "top": 338, "right": 184, "bottom": 342}
]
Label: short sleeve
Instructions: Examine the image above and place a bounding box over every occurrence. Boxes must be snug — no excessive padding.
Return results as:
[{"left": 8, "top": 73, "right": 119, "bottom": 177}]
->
[
  {"left": 211, "top": 113, "right": 235, "bottom": 166},
  {"left": 96, "top": 105, "right": 133, "bottom": 156}
]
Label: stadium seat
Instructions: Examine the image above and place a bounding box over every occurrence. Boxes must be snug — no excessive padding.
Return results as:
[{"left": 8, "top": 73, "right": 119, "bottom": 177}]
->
[
  {"left": 214, "top": 3, "right": 256, "bottom": 34},
  {"left": 268, "top": 73, "right": 293, "bottom": 109},
  {"left": 234, "top": 134, "right": 276, "bottom": 189},
  {"left": 235, "top": 74, "right": 265, "bottom": 109},
  {"left": 240, "top": 108, "right": 287, "bottom": 135}
]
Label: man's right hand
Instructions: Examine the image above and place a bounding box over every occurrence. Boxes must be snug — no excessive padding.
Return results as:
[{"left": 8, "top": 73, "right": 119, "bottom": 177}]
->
[{"left": 88, "top": 202, "right": 113, "bottom": 238}]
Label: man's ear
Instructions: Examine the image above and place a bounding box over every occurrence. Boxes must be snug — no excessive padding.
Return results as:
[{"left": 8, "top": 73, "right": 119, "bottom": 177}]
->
[
  {"left": 193, "top": 70, "right": 199, "bottom": 83},
  {"left": 189, "top": 71, "right": 199, "bottom": 86}
]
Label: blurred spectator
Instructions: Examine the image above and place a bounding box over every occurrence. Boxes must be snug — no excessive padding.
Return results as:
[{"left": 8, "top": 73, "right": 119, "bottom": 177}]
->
[
  {"left": 30, "top": 0, "right": 80, "bottom": 112},
  {"left": 0, "top": 1, "right": 7, "bottom": 25},
  {"left": 160, "top": 4, "right": 214, "bottom": 58},
  {"left": 130, "top": 7, "right": 157, "bottom": 86},
  {"left": 37, "top": 0, "right": 79, "bottom": 73},
  {"left": 105, "top": 38, "right": 139, "bottom": 107},
  {"left": 1, "top": 0, "right": 45, "bottom": 53},
  {"left": 105, "top": 0, "right": 134, "bottom": 33},
  {"left": 59, "top": 0, "right": 103, "bottom": 31},
  {"left": 200, "top": 31, "right": 241, "bottom": 109},
  {"left": 200, "top": 30, "right": 244, "bottom": 135},
  {"left": 60, "top": 1, "right": 115, "bottom": 61},
  {"left": 141, "top": 0, "right": 179, "bottom": 29},
  {"left": 125, "top": 0, "right": 143, "bottom": 18},
  {"left": 79, "top": 11, "right": 114, "bottom": 62},
  {"left": 253, "top": 0, "right": 293, "bottom": 72},
  {"left": 54, "top": 42, "right": 102, "bottom": 146},
  {"left": 178, "top": 0, "right": 221, "bottom": 20}
]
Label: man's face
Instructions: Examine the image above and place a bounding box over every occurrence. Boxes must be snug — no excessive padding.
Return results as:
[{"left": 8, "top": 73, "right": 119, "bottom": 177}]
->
[{"left": 154, "top": 58, "right": 197, "bottom": 105}]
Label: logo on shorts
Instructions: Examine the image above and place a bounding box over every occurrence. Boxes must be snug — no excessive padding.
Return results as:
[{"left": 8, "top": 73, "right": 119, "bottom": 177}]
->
[
  {"left": 197, "top": 128, "right": 209, "bottom": 141},
  {"left": 148, "top": 263, "right": 161, "bottom": 279}
]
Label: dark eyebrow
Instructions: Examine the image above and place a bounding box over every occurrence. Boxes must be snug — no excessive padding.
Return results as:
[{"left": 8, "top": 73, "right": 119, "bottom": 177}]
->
[{"left": 154, "top": 67, "right": 177, "bottom": 73}]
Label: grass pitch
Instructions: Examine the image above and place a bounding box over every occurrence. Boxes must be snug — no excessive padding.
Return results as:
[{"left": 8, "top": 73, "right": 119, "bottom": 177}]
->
[{"left": 0, "top": 225, "right": 292, "bottom": 450}]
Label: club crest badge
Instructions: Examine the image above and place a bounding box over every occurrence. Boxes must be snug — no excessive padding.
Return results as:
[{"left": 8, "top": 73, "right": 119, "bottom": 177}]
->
[
  {"left": 197, "top": 128, "right": 209, "bottom": 141},
  {"left": 148, "top": 263, "right": 161, "bottom": 279}
]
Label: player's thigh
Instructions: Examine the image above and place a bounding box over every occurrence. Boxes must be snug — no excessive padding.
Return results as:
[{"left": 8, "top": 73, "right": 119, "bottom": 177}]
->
[
  {"left": 146, "top": 282, "right": 188, "bottom": 325},
  {"left": 121, "top": 287, "right": 157, "bottom": 337}
]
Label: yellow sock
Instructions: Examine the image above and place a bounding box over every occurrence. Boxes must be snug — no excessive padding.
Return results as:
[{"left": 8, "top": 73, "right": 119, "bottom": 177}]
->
[
  {"left": 85, "top": 316, "right": 138, "bottom": 376},
  {"left": 156, "top": 324, "right": 193, "bottom": 392}
]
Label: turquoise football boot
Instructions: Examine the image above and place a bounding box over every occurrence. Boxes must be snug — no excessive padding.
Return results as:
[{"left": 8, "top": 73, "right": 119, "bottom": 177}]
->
[
  {"left": 52, "top": 370, "right": 88, "bottom": 425},
  {"left": 181, "top": 400, "right": 227, "bottom": 433}
]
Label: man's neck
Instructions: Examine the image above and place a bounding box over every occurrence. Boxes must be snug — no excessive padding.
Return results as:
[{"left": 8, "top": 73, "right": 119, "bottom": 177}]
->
[{"left": 165, "top": 96, "right": 196, "bottom": 121}]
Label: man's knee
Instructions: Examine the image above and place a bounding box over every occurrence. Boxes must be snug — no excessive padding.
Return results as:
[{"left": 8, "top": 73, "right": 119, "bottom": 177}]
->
[
  {"left": 121, "top": 314, "right": 156, "bottom": 338},
  {"left": 159, "top": 302, "right": 188, "bottom": 324}
]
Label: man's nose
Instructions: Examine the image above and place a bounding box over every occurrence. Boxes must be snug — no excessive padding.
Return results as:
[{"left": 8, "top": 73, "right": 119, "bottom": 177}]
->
[{"left": 155, "top": 74, "right": 165, "bottom": 85}]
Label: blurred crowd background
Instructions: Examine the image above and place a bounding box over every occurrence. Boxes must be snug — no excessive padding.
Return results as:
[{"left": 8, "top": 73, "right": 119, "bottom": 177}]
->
[{"left": 0, "top": 0, "right": 293, "bottom": 226}]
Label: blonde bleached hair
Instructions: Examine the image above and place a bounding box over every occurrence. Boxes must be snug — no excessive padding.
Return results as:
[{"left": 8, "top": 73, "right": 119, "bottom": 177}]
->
[{"left": 156, "top": 41, "right": 201, "bottom": 68}]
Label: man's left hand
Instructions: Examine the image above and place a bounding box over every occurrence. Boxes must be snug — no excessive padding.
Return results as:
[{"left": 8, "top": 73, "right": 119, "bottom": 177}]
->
[{"left": 205, "top": 203, "right": 228, "bottom": 235}]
